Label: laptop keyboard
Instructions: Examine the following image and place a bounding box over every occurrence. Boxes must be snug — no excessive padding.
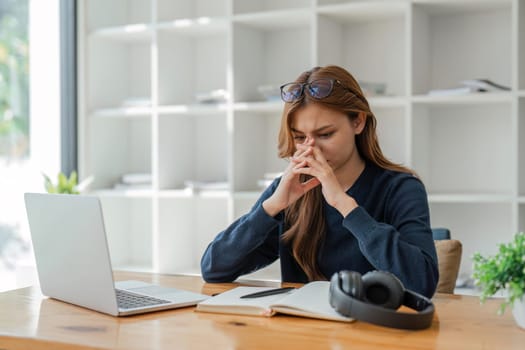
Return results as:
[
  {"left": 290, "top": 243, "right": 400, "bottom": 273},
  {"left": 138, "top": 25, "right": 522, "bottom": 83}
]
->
[{"left": 116, "top": 289, "right": 171, "bottom": 310}]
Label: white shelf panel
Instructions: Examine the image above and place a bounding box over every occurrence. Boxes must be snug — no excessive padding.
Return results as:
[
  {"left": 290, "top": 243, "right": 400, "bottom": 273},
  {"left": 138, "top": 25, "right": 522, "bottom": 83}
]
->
[
  {"left": 368, "top": 96, "right": 407, "bottom": 108},
  {"left": 317, "top": 2, "right": 407, "bottom": 22},
  {"left": 428, "top": 193, "right": 514, "bottom": 204},
  {"left": 411, "top": 0, "right": 511, "bottom": 14},
  {"left": 113, "top": 264, "right": 155, "bottom": 274},
  {"left": 411, "top": 92, "right": 513, "bottom": 105},
  {"left": 90, "top": 24, "right": 153, "bottom": 42},
  {"left": 233, "top": 9, "right": 311, "bottom": 30},
  {"left": 91, "top": 107, "right": 152, "bottom": 118},
  {"left": 156, "top": 17, "right": 229, "bottom": 36},
  {"left": 158, "top": 104, "right": 228, "bottom": 115},
  {"left": 91, "top": 189, "right": 155, "bottom": 198},
  {"left": 233, "top": 191, "right": 263, "bottom": 200},
  {"left": 233, "top": 101, "right": 283, "bottom": 112},
  {"left": 232, "top": 0, "right": 311, "bottom": 15},
  {"left": 158, "top": 189, "right": 230, "bottom": 198}
]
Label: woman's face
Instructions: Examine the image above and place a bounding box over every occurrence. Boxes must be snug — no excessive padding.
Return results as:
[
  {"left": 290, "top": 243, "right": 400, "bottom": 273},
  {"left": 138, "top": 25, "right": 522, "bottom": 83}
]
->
[{"left": 290, "top": 103, "right": 363, "bottom": 173}]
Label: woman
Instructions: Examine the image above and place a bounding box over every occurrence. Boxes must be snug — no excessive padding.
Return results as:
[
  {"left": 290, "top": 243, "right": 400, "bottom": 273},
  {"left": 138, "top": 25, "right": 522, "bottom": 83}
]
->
[{"left": 201, "top": 65, "right": 438, "bottom": 298}]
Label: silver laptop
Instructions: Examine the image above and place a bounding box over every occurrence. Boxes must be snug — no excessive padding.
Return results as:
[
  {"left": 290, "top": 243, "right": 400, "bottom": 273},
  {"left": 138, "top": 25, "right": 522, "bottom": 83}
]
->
[{"left": 24, "top": 192, "right": 208, "bottom": 316}]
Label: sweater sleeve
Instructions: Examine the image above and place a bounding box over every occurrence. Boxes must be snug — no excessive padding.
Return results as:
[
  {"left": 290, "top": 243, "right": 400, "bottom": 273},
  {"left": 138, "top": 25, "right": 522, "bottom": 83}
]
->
[
  {"left": 200, "top": 180, "right": 283, "bottom": 282},
  {"left": 343, "top": 176, "right": 439, "bottom": 298}
]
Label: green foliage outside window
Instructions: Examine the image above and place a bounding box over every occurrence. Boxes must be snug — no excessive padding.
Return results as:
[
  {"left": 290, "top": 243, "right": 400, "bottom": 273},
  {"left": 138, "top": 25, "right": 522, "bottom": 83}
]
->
[{"left": 0, "top": 0, "right": 29, "bottom": 159}]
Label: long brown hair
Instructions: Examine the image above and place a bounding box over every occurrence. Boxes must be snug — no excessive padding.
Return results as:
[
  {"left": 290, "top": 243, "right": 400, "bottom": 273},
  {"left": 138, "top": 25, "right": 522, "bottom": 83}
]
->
[{"left": 278, "top": 65, "right": 413, "bottom": 281}]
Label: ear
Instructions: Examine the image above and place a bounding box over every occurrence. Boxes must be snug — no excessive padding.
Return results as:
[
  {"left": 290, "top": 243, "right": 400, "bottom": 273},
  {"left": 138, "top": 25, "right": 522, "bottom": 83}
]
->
[{"left": 353, "top": 112, "right": 366, "bottom": 135}]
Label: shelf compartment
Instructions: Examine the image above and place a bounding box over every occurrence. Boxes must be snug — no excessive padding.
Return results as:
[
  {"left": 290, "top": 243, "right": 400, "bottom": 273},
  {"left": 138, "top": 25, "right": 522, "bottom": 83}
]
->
[
  {"left": 92, "top": 189, "right": 154, "bottom": 198},
  {"left": 411, "top": 0, "right": 512, "bottom": 14},
  {"left": 157, "top": 31, "right": 227, "bottom": 106},
  {"left": 99, "top": 197, "right": 153, "bottom": 270},
  {"left": 157, "top": 0, "right": 229, "bottom": 22},
  {"left": 157, "top": 104, "right": 228, "bottom": 116},
  {"left": 233, "top": 101, "right": 284, "bottom": 113},
  {"left": 156, "top": 17, "right": 229, "bottom": 36},
  {"left": 233, "top": 9, "right": 311, "bottom": 29},
  {"left": 374, "top": 106, "right": 408, "bottom": 166},
  {"left": 233, "top": 0, "right": 311, "bottom": 15},
  {"left": 157, "top": 197, "right": 229, "bottom": 273},
  {"left": 520, "top": 1, "right": 525, "bottom": 90},
  {"left": 232, "top": 21, "right": 312, "bottom": 103},
  {"left": 232, "top": 111, "right": 287, "bottom": 192},
  {"left": 90, "top": 24, "right": 153, "bottom": 42},
  {"left": 86, "top": 117, "right": 151, "bottom": 191},
  {"left": 519, "top": 97, "right": 525, "bottom": 196},
  {"left": 317, "top": 7, "right": 406, "bottom": 97},
  {"left": 412, "top": 103, "right": 513, "bottom": 195},
  {"left": 317, "top": 1, "right": 406, "bottom": 21},
  {"left": 520, "top": 204, "right": 525, "bottom": 233},
  {"left": 157, "top": 113, "right": 228, "bottom": 191},
  {"left": 411, "top": 92, "right": 513, "bottom": 105},
  {"left": 429, "top": 202, "right": 513, "bottom": 277},
  {"left": 412, "top": 1, "right": 512, "bottom": 95},
  {"left": 428, "top": 194, "right": 514, "bottom": 204},
  {"left": 87, "top": 36, "right": 151, "bottom": 110},
  {"left": 86, "top": 0, "right": 152, "bottom": 31},
  {"left": 91, "top": 107, "right": 152, "bottom": 119}
]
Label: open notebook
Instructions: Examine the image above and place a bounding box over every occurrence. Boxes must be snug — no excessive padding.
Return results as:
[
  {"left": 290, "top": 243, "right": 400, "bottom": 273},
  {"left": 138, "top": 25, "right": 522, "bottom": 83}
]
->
[{"left": 196, "top": 281, "right": 353, "bottom": 322}]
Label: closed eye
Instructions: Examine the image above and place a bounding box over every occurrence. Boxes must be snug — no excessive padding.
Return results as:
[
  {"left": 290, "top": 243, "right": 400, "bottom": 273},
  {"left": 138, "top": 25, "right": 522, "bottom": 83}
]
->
[{"left": 318, "top": 131, "right": 334, "bottom": 139}]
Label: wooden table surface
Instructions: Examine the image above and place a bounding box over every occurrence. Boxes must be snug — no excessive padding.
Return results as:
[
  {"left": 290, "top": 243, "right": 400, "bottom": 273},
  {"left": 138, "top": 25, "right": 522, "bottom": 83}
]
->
[{"left": 0, "top": 271, "right": 524, "bottom": 350}]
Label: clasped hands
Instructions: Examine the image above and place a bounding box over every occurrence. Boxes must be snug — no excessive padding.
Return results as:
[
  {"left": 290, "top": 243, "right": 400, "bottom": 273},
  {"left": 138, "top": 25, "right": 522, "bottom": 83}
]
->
[{"left": 262, "top": 139, "right": 357, "bottom": 218}]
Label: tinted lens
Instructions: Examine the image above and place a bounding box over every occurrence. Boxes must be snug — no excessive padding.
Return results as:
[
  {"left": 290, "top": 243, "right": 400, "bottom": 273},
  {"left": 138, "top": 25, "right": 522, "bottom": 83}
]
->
[
  {"left": 280, "top": 83, "right": 304, "bottom": 102},
  {"left": 307, "top": 79, "right": 333, "bottom": 99}
]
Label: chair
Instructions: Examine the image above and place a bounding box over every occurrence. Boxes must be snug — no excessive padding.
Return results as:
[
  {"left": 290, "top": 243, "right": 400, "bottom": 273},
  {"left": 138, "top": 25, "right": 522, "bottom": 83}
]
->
[{"left": 432, "top": 228, "right": 462, "bottom": 294}]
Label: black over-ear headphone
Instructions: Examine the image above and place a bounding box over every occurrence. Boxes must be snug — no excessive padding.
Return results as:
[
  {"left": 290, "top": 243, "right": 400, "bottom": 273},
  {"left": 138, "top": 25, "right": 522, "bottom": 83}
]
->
[{"left": 329, "top": 270, "right": 435, "bottom": 330}]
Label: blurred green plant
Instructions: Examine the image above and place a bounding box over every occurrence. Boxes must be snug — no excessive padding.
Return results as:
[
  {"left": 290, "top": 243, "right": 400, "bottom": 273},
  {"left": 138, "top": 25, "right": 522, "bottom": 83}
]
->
[
  {"left": 472, "top": 232, "right": 525, "bottom": 314},
  {"left": 43, "top": 171, "right": 80, "bottom": 194},
  {"left": 0, "top": 0, "right": 30, "bottom": 159}
]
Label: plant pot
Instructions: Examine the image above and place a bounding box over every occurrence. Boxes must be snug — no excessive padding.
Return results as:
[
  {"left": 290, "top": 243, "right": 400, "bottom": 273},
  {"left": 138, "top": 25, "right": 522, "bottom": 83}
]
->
[{"left": 512, "top": 297, "right": 525, "bottom": 330}]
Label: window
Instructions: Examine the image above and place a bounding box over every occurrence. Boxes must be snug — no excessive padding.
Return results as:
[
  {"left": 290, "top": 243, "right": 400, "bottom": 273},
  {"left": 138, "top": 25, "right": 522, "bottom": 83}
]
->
[{"left": 0, "top": 0, "right": 62, "bottom": 291}]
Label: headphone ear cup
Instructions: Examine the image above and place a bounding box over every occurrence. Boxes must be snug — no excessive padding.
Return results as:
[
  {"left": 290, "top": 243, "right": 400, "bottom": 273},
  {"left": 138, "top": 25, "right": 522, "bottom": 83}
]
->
[
  {"left": 362, "top": 271, "right": 404, "bottom": 310},
  {"left": 339, "top": 270, "right": 364, "bottom": 300}
]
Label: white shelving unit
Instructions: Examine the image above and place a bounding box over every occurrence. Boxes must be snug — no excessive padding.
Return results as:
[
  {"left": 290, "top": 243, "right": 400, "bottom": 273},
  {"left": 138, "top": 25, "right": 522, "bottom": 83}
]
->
[{"left": 78, "top": 0, "right": 525, "bottom": 281}]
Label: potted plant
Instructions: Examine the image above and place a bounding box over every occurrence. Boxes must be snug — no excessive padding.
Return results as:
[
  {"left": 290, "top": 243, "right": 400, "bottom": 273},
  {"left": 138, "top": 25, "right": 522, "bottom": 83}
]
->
[
  {"left": 42, "top": 171, "right": 93, "bottom": 194},
  {"left": 472, "top": 232, "right": 525, "bottom": 329}
]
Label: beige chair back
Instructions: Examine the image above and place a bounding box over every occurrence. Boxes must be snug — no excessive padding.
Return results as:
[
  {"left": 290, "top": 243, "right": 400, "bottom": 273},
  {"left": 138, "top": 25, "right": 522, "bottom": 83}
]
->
[{"left": 434, "top": 239, "right": 462, "bottom": 294}]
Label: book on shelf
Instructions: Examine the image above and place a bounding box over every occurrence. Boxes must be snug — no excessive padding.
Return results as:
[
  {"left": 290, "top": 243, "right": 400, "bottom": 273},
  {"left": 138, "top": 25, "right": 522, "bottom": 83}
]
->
[
  {"left": 460, "top": 79, "right": 511, "bottom": 92},
  {"left": 121, "top": 173, "right": 152, "bottom": 185},
  {"left": 183, "top": 180, "right": 229, "bottom": 192},
  {"left": 427, "top": 86, "right": 480, "bottom": 96},
  {"left": 113, "top": 172, "right": 152, "bottom": 190},
  {"left": 428, "top": 78, "right": 511, "bottom": 96},
  {"left": 195, "top": 281, "right": 354, "bottom": 323}
]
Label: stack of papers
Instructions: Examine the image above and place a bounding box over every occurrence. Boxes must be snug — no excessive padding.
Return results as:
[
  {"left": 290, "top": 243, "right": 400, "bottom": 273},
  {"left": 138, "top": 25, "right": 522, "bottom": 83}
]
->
[{"left": 113, "top": 173, "right": 152, "bottom": 190}]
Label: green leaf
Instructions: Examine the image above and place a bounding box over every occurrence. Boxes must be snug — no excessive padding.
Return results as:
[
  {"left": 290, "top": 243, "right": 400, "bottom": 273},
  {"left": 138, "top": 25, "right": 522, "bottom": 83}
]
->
[
  {"left": 42, "top": 171, "right": 80, "bottom": 194},
  {"left": 472, "top": 232, "right": 525, "bottom": 313}
]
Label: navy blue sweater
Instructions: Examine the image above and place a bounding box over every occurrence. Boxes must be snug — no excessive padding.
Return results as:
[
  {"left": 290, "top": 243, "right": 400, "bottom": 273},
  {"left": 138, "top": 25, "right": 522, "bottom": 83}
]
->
[{"left": 201, "top": 162, "right": 438, "bottom": 298}]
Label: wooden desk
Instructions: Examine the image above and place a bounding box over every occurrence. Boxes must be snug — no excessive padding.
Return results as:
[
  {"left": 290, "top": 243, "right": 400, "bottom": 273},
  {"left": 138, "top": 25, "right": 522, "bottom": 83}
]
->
[{"left": 0, "top": 271, "right": 523, "bottom": 350}]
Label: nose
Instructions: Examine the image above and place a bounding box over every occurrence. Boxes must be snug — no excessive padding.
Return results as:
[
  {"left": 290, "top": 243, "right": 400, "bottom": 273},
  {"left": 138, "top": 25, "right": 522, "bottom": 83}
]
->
[{"left": 304, "top": 136, "right": 315, "bottom": 146}]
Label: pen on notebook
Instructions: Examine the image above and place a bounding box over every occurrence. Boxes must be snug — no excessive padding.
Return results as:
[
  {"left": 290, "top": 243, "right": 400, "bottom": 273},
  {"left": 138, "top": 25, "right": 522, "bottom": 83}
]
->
[{"left": 240, "top": 287, "right": 295, "bottom": 299}]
